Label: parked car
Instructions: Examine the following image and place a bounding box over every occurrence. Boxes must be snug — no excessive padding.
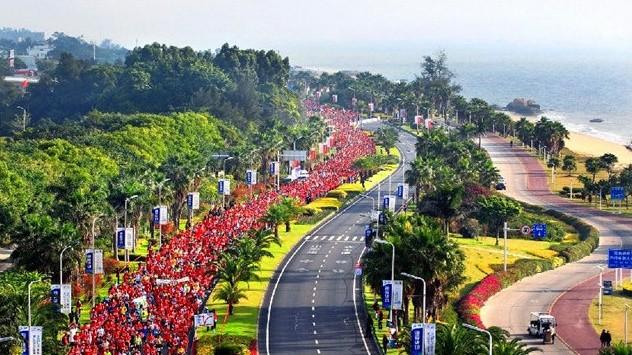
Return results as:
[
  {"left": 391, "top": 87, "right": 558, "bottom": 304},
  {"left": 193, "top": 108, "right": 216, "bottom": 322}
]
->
[{"left": 603, "top": 280, "right": 613, "bottom": 295}]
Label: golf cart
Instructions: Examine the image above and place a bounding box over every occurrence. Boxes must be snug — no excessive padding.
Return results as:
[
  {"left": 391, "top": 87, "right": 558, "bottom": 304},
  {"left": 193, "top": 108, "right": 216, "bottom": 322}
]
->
[{"left": 527, "top": 312, "right": 556, "bottom": 344}]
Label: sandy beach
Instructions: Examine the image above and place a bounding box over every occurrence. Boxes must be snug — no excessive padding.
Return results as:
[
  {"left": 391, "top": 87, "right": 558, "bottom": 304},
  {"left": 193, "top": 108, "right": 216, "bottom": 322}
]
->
[{"left": 503, "top": 112, "right": 632, "bottom": 165}]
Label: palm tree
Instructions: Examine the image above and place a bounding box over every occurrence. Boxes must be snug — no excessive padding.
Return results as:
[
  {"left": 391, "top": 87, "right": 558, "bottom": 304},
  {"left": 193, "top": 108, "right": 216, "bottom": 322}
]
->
[
  {"left": 585, "top": 157, "right": 602, "bottom": 183},
  {"left": 562, "top": 155, "right": 577, "bottom": 176},
  {"left": 279, "top": 197, "right": 303, "bottom": 232},
  {"left": 435, "top": 323, "right": 485, "bottom": 355},
  {"left": 250, "top": 229, "right": 281, "bottom": 252},
  {"left": 600, "top": 153, "right": 618, "bottom": 179},
  {"left": 515, "top": 117, "right": 534, "bottom": 145},
  {"left": 213, "top": 282, "right": 247, "bottom": 319},
  {"left": 488, "top": 326, "right": 539, "bottom": 355},
  {"left": 262, "top": 204, "right": 288, "bottom": 238}
]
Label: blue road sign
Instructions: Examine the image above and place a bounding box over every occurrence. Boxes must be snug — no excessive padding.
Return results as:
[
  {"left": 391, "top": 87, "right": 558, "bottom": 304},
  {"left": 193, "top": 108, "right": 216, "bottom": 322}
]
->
[
  {"left": 532, "top": 223, "right": 547, "bottom": 240},
  {"left": 611, "top": 186, "right": 625, "bottom": 201},
  {"left": 608, "top": 249, "right": 632, "bottom": 269}
]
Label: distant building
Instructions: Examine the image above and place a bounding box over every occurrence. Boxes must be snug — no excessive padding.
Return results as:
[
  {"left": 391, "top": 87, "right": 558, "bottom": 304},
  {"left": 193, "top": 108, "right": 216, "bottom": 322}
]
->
[{"left": 27, "top": 44, "right": 53, "bottom": 59}]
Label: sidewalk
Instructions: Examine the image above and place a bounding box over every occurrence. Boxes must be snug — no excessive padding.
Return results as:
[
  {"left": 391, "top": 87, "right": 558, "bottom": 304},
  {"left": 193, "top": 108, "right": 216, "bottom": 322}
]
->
[{"left": 551, "top": 271, "right": 614, "bottom": 355}]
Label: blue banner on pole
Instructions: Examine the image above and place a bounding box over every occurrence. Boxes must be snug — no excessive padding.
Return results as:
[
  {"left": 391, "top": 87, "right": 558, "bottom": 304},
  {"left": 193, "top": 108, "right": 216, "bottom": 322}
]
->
[
  {"left": 397, "top": 185, "right": 404, "bottom": 198},
  {"left": 608, "top": 249, "right": 632, "bottom": 269},
  {"left": 218, "top": 180, "right": 225, "bottom": 195},
  {"left": 411, "top": 325, "right": 423, "bottom": 355},
  {"left": 611, "top": 186, "right": 625, "bottom": 201},
  {"left": 50, "top": 287, "right": 61, "bottom": 306},
  {"left": 187, "top": 194, "right": 193, "bottom": 209},
  {"left": 381, "top": 284, "right": 392, "bottom": 309},
  {"left": 152, "top": 207, "right": 160, "bottom": 224},
  {"left": 532, "top": 223, "right": 547, "bottom": 240},
  {"left": 19, "top": 327, "right": 28, "bottom": 355},
  {"left": 116, "top": 229, "right": 125, "bottom": 249},
  {"left": 383, "top": 196, "right": 390, "bottom": 210},
  {"left": 85, "top": 251, "right": 93, "bottom": 274}
]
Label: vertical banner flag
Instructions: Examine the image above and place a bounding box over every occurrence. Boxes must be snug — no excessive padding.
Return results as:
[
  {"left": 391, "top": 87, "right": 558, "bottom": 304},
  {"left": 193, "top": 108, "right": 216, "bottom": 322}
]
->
[
  {"left": 396, "top": 183, "right": 408, "bottom": 199},
  {"left": 85, "top": 249, "right": 103, "bottom": 274},
  {"left": 382, "top": 280, "right": 403, "bottom": 310},
  {"left": 368, "top": 102, "right": 374, "bottom": 112},
  {"left": 352, "top": 97, "right": 358, "bottom": 106},
  {"left": 116, "top": 228, "right": 135, "bottom": 250},
  {"left": 194, "top": 311, "right": 216, "bottom": 327},
  {"left": 270, "top": 161, "right": 280, "bottom": 176},
  {"left": 415, "top": 115, "right": 423, "bottom": 125},
  {"left": 331, "top": 94, "right": 338, "bottom": 103},
  {"left": 246, "top": 170, "right": 257, "bottom": 185},
  {"left": 425, "top": 118, "right": 433, "bottom": 130},
  {"left": 218, "top": 179, "right": 231, "bottom": 196},
  {"left": 19, "top": 326, "right": 28, "bottom": 355},
  {"left": 187, "top": 192, "right": 200, "bottom": 210},
  {"left": 381, "top": 283, "right": 392, "bottom": 309},
  {"left": 50, "top": 284, "right": 61, "bottom": 307},
  {"left": 424, "top": 323, "right": 437, "bottom": 355},
  {"left": 51, "top": 284, "right": 72, "bottom": 314},
  {"left": 152, "top": 206, "right": 168, "bottom": 225},
  {"left": 411, "top": 323, "right": 423, "bottom": 355},
  {"left": 383, "top": 195, "right": 396, "bottom": 212},
  {"left": 19, "top": 326, "right": 42, "bottom": 355}
]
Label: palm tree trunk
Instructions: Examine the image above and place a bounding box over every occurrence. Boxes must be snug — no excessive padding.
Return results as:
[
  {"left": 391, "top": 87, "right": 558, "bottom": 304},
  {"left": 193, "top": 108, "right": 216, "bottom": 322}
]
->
[
  {"left": 285, "top": 221, "right": 291, "bottom": 232},
  {"left": 274, "top": 225, "right": 279, "bottom": 238}
]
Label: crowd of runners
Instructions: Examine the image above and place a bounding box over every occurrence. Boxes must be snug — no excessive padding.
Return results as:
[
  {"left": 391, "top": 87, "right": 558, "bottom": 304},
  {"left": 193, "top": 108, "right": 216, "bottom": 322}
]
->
[{"left": 70, "top": 102, "right": 375, "bottom": 354}]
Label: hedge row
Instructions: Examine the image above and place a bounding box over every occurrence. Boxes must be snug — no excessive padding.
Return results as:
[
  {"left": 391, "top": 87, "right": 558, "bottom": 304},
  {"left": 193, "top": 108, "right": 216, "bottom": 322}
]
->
[{"left": 458, "top": 201, "right": 600, "bottom": 327}]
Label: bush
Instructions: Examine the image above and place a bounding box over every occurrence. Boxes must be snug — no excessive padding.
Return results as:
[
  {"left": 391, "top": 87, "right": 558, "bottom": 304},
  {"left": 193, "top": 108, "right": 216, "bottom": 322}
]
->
[
  {"left": 301, "top": 206, "right": 321, "bottom": 216},
  {"left": 459, "top": 218, "right": 481, "bottom": 238},
  {"left": 326, "top": 189, "right": 348, "bottom": 200},
  {"left": 546, "top": 223, "right": 565, "bottom": 242}
]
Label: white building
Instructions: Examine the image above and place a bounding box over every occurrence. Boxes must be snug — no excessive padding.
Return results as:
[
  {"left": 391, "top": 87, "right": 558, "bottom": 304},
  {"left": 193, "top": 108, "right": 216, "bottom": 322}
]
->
[{"left": 27, "top": 44, "right": 53, "bottom": 59}]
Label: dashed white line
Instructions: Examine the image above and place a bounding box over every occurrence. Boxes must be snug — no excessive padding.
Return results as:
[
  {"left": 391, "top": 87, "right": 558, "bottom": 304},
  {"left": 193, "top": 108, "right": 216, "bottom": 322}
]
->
[
  {"left": 313, "top": 330, "right": 317, "bottom": 335},
  {"left": 312, "top": 306, "right": 315, "bottom": 311},
  {"left": 337, "top": 236, "right": 343, "bottom": 241},
  {"left": 344, "top": 236, "right": 350, "bottom": 241},
  {"left": 315, "top": 340, "right": 319, "bottom": 345},
  {"left": 328, "top": 236, "right": 335, "bottom": 241}
]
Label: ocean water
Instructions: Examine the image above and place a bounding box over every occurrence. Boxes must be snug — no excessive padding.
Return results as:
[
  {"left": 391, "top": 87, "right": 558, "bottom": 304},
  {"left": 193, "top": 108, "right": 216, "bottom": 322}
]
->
[{"left": 300, "top": 57, "right": 632, "bottom": 145}]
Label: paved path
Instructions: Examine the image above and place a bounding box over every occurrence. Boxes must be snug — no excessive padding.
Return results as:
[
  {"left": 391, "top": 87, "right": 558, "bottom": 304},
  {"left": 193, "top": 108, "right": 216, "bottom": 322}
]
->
[
  {"left": 259, "top": 123, "right": 417, "bottom": 355},
  {"left": 481, "top": 136, "right": 631, "bottom": 354}
]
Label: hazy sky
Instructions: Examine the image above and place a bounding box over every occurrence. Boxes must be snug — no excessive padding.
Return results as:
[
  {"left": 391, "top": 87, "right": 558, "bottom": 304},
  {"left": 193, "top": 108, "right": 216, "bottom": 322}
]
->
[{"left": 3, "top": 0, "right": 632, "bottom": 67}]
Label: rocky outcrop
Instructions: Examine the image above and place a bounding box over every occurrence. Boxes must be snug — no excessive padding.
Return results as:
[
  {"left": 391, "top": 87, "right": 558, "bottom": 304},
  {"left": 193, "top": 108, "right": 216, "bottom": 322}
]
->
[{"left": 506, "top": 98, "right": 541, "bottom": 115}]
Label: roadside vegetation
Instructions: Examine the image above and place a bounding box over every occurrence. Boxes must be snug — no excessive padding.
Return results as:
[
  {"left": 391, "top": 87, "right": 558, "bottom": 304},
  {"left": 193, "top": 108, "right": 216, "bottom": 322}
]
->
[{"left": 588, "top": 280, "right": 632, "bottom": 346}]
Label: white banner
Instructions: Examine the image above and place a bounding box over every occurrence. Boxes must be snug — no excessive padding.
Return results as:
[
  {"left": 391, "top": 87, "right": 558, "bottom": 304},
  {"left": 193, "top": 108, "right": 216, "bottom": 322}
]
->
[
  {"left": 414, "top": 115, "right": 423, "bottom": 125},
  {"left": 85, "top": 249, "right": 103, "bottom": 274},
  {"left": 382, "top": 280, "right": 403, "bottom": 310},
  {"left": 383, "top": 195, "right": 396, "bottom": 212},
  {"left": 187, "top": 192, "right": 200, "bottom": 210},
  {"left": 52, "top": 284, "right": 72, "bottom": 314},
  {"left": 246, "top": 170, "right": 257, "bottom": 185},
  {"left": 218, "top": 179, "right": 231, "bottom": 196},
  {"left": 194, "top": 312, "right": 216, "bottom": 327},
  {"left": 270, "top": 161, "right": 280, "bottom": 176},
  {"left": 19, "top": 326, "right": 42, "bottom": 355}
]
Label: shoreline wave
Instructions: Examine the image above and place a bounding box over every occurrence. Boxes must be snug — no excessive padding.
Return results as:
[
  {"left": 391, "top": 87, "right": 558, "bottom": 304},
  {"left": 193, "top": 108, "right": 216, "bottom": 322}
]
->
[{"left": 541, "top": 111, "right": 629, "bottom": 146}]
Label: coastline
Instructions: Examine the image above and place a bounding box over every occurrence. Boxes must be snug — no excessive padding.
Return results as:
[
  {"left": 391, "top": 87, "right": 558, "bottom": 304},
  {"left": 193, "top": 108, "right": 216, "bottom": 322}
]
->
[{"left": 503, "top": 111, "right": 632, "bottom": 165}]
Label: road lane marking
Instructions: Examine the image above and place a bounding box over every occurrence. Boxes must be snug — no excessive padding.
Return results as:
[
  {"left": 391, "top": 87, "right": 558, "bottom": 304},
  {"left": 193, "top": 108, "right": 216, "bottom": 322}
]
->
[
  {"left": 337, "top": 236, "right": 343, "bottom": 241},
  {"left": 265, "top": 166, "right": 395, "bottom": 355},
  {"left": 352, "top": 236, "right": 358, "bottom": 241},
  {"left": 345, "top": 236, "right": 350, "bottom": 241},
  {"left": 315, "top": 340, "right": 319, "bottom": 345},
  {"left": 353, "top": 246, "right": 371, "bottom": 353},
  {"left": 328, "top": 236, "right": 335, "bottom": 241}
]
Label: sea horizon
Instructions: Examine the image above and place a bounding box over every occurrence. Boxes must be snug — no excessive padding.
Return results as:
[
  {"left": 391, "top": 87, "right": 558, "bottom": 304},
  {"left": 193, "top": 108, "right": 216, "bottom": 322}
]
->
[{"left": 298, "top": 57, "right": 632, "bottom": 146}]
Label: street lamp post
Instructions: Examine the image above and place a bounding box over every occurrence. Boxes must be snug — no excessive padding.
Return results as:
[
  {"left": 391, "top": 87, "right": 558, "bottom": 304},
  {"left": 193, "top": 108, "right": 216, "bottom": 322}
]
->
[
  {"left": 222, "top": 157, "right": 234, "bottom": 209},
  {"left": 28, "top": 277, "right": 49, "bottom": 352},
  {"left": 625, "top": 304, "right": 631, "bottom": 343},
  {"left": 91, "top": 215, "right": 102, "bottom": 307},
  {"left": 597, "top": 265, "right": 605, "bottom": 325},
  {"left": 463, "top": 323, "right": 492, "bottom": 355},
  {"left": 59, "top": 246, "right": 73, "bottom": 288},
  {"left": 374, "top": 239, "right": 395, "bottom": 329},
  {"left": 124, "top": 195, "right": 139, "bottom": 264},
  {"left": 401, "top": 272, "right": 426, "bottom": 323},
  {"left": 157, "top": 178, "right": 171, "bottom": 248}
]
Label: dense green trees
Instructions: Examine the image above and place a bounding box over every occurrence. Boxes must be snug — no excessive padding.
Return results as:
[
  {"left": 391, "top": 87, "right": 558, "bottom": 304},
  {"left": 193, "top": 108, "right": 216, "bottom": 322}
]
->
[
  {"left": 373, "top": 127, "right": 399, "bottom": 154},
  {"left": 363, "top": 214, "right": 465, "bottom": 323}
]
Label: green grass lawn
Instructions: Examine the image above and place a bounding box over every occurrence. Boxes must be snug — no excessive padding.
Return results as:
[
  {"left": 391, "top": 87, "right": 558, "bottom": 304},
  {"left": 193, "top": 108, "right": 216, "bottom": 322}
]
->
[{"left": 588, "top": 282, "right": 632, "bottom": 343}]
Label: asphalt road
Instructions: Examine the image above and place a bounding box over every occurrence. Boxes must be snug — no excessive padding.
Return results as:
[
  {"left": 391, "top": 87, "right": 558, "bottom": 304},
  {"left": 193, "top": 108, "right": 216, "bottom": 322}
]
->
[
  {"left": 259, "top": 123, "right": 417, "bottom": 355},
  {"left": 480, "top": 136, "right": 632, "bottom": 354}
]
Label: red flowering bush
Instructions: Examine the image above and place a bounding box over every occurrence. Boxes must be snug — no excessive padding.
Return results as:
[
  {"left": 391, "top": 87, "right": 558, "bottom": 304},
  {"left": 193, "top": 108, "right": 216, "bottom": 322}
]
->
[{"left": 458, "top": 274, "right": 503, "bottom": 328}]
